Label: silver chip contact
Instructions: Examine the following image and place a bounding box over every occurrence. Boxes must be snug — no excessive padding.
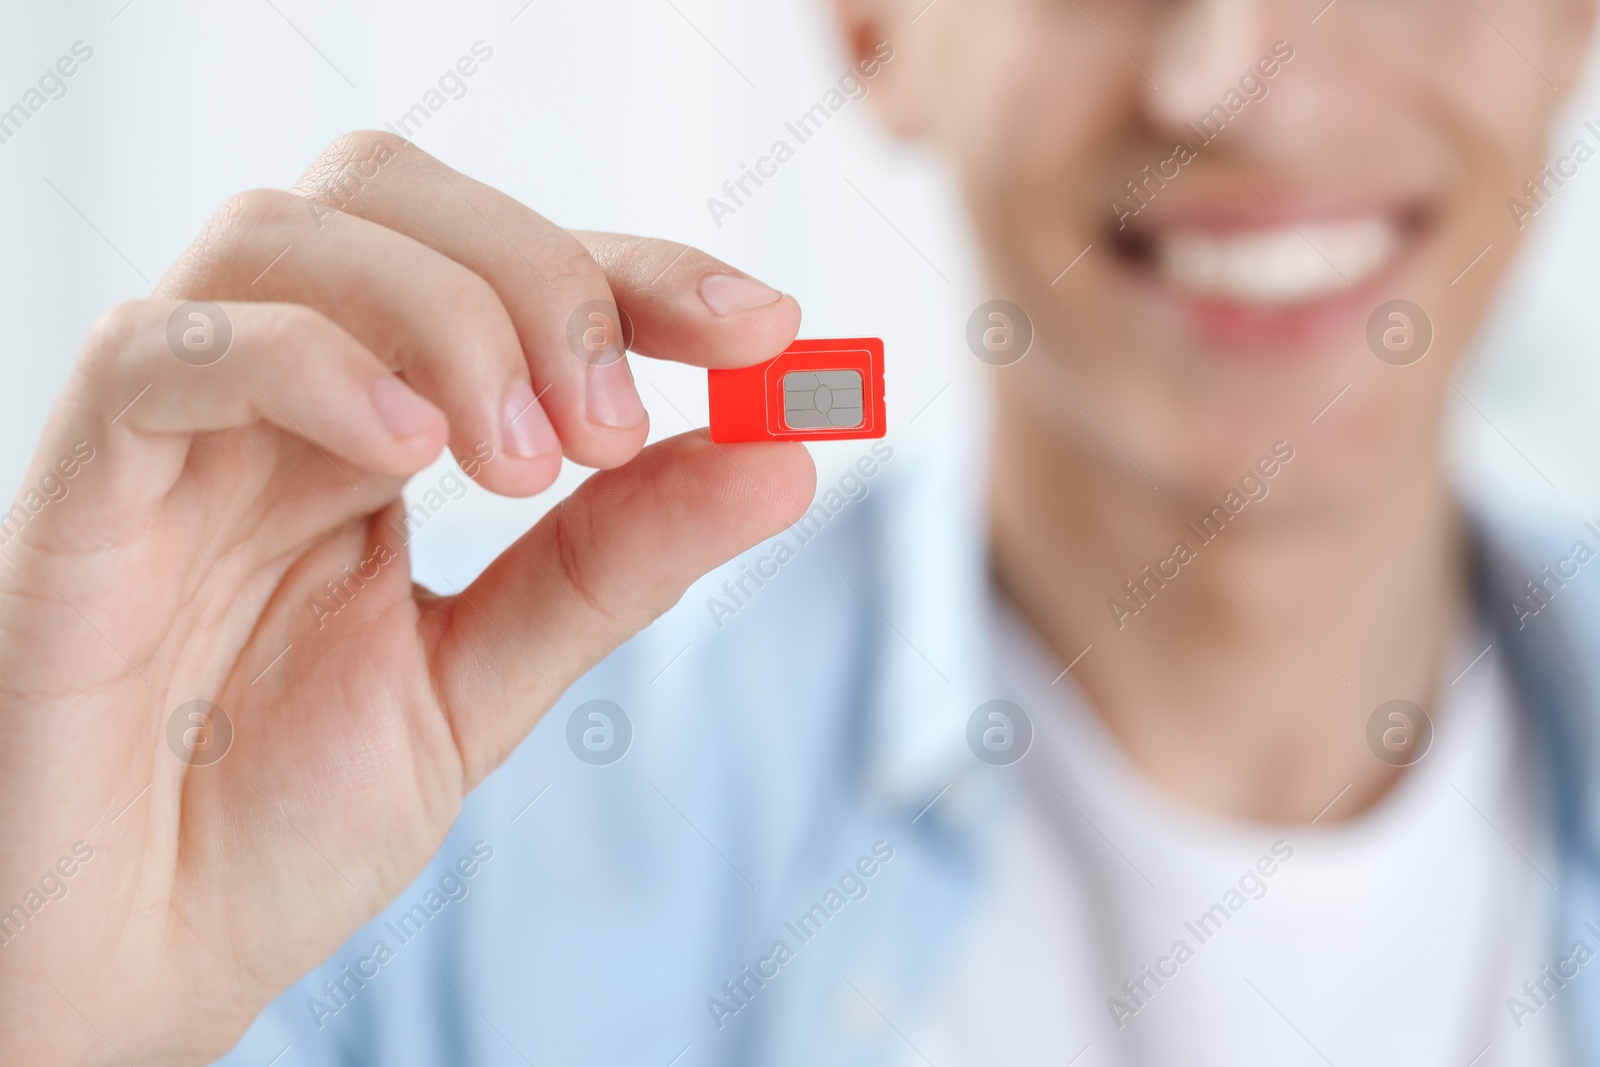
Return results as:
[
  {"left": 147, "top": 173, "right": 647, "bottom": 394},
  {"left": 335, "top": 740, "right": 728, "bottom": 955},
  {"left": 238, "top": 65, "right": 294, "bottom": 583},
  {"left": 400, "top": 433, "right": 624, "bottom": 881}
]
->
[{"left": 782, "top": 369, "right": 864, "bottom": 430}]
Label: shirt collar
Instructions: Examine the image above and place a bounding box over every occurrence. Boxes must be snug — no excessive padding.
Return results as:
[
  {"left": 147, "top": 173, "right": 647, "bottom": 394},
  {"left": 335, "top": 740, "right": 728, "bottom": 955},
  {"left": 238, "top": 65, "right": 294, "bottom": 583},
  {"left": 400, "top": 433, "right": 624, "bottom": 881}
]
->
[{"left": 859, "top": 440, "right": 1600, "bottom": 832}]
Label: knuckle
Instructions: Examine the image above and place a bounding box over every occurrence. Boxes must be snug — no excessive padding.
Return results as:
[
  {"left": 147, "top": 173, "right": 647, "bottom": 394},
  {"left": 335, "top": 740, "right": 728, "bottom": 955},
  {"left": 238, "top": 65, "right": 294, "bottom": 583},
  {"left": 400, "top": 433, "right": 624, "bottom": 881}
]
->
[
  {"left": 215, "top": 188, "right": 306, "bottom": 236},
  {"left": 258, "top": 301, "right": 331, "bottom": 351},
  {"left": 78, "top": 300, "right": 156, "bottom": 378},
  {"left": 295, "top": 130, "right": 420, "bottom": 209},
  {"left": 435, "top": 270, "right": 523, "bottom": 362},
  {"left": 541, "top": 232, "right": 615, "bottom": 301},
  {"left": 157, "top": 190, "right": 304, "bottom": 299},
  {"left": 189, "top": 188, "right": 307, "bottom": 268},
  {"left": 437, "top": 264, "right": 502, "bottom": 318},
  {"left": 581, "top": 233, "right": 713, "bottom": 291}
]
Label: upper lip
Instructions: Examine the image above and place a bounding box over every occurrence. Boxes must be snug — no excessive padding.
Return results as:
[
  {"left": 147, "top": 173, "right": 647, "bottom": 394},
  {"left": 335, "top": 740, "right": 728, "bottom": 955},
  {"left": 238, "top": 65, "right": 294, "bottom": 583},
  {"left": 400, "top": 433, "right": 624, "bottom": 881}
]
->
[
  {"left": 1108, "top": 190, "right": 1432, "bottom": 264},
  {"left": 1106, "top": 178, "right": 1432, "bottom": 233}
]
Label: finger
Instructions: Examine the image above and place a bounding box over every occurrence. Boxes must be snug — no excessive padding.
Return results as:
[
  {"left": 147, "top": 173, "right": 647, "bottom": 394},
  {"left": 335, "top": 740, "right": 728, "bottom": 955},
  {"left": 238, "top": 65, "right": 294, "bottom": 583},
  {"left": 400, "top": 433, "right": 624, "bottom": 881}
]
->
[
  {"left": 156, "top": 189, "right": 562, "bottom": 497},
  {"left": 570, "top": 231, "right": 802, "bottom": 368},
  {"left": 422, "top": 431, "right": 816, "bottom": 787},
  {"left": 293, "top": 133, "right": 642, "bottom": 470},
  {"left": 292, "top": 133, "right": 799, "bottom": 470},
  {"left": 23, "top": 299, "right": 446, "bottom": 550}
]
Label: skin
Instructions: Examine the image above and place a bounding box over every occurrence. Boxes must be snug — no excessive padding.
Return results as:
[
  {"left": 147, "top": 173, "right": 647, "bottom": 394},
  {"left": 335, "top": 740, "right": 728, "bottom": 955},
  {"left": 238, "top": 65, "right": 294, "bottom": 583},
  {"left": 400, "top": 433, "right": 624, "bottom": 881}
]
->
[
  {"left": 0, "top": 0, "right": 1593, "bottom": 1062},
  {"left": 835, "top": 0, "right": 1595, "bottom": 819},
  {"left": 0, "top": 141, "right": 814, "bottom": 1063}
]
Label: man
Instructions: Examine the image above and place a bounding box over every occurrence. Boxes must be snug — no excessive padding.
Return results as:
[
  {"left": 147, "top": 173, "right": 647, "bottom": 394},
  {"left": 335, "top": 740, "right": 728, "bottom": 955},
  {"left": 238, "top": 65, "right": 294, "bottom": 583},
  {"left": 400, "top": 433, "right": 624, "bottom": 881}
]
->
[{"left": 2, "top": 0, "right": 1598, "bottom": 1064}]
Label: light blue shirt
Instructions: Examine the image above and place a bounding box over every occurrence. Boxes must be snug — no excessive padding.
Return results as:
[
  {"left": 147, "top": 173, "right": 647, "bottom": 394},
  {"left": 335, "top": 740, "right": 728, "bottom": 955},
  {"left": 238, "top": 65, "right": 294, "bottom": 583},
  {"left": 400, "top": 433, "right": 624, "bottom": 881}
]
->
[{"left": 217, "top": 440, "right": 1600, "bottom": 1066}]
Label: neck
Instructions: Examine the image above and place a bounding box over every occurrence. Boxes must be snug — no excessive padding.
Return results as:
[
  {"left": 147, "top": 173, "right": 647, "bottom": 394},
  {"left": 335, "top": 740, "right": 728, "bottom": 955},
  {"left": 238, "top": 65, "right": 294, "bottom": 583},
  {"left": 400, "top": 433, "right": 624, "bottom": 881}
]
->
[{"left": 988, "top": 395, "right": 1469, "bottom": 825}]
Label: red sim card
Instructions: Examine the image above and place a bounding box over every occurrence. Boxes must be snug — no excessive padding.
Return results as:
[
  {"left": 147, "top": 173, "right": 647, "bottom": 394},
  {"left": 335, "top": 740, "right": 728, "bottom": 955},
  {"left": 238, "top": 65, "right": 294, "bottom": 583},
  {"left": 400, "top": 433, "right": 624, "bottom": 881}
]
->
[{"left": 708, "top": 337, "right": 886, "bottom": 443}]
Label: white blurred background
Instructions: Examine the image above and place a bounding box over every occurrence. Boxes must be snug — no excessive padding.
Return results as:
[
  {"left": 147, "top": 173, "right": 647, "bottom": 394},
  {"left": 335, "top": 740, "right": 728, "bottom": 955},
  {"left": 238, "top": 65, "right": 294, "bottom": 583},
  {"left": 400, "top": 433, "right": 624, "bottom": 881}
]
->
[{"left": 2, "top": 0, "right": 1598, "bottom": 590}]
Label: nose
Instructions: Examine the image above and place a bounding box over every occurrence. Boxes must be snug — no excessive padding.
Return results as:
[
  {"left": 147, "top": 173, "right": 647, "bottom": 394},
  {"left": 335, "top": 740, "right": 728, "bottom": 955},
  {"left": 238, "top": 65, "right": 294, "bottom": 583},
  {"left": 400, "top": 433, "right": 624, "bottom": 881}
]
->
[{"left": 1145, "top": 0, "right": 1270, "bottom": 132}]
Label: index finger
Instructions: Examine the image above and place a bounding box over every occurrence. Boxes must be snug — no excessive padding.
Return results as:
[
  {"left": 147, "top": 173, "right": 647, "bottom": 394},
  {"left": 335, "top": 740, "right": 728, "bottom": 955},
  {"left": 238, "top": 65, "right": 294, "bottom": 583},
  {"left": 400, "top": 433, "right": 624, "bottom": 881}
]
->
[
  {"left": 569, "top": 230, "right": 803, "bottom": 369},
  {"left": 293, "top": 133, "right": 801, "bottom": 472}
]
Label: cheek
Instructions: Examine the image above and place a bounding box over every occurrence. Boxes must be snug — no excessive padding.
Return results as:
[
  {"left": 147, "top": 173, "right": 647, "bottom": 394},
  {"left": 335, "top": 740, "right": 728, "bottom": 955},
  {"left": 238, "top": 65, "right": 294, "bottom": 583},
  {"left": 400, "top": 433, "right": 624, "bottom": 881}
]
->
[
  {"left": 1359, "top": 0, "right": 1571, "bottom": 143},
  {"left": 948, "top": 9, "right": 1130, "bottom": 203},
  {"left": 946, "top": 0, "right": 1577, "bottom": 507}
]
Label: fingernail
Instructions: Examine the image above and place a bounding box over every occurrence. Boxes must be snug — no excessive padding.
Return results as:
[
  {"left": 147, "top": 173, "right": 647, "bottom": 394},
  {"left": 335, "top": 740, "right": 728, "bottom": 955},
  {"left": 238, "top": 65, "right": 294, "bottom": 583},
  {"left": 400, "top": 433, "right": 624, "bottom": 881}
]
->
[
  {"left": 700, "top": 273, "right": 782, "bottom": 317},
  {"left": 502, "top": 380, "right": 559, "bottom": 459},
  {"left": 371, "top": 374, "right": 440, "bottom": 440},
  {"left": 586, "top": 359, "right": 646, "bottom": 429}
]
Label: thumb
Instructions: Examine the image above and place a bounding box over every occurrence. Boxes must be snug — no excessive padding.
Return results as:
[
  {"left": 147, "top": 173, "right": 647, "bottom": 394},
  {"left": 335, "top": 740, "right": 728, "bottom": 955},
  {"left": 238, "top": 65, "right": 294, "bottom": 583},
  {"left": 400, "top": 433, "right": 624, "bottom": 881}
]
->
[{"left": 424, "top": 430, "right": 816, "bottom": 786}]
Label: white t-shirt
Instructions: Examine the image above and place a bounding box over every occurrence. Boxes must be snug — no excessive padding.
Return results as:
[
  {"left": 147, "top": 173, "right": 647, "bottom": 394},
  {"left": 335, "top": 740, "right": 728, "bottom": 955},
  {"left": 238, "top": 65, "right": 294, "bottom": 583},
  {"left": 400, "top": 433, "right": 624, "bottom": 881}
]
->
[{"left": 896, "top": 606, "right": 1565, "bottom": 1067}]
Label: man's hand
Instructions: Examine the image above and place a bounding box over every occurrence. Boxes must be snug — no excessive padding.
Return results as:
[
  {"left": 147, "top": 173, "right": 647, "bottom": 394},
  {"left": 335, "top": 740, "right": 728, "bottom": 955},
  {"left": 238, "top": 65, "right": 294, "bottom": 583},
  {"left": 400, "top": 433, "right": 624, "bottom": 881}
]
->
[{"left": 0, "top": 132, "right": 814, "bottom": 1066}]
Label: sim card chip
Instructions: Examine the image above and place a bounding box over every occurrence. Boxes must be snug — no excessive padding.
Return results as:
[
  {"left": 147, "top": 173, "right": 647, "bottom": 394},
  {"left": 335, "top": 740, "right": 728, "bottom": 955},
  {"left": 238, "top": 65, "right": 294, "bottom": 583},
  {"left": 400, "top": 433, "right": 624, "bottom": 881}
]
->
[{"left": 782, "top": 370, "right": 864, "bottom": 429}]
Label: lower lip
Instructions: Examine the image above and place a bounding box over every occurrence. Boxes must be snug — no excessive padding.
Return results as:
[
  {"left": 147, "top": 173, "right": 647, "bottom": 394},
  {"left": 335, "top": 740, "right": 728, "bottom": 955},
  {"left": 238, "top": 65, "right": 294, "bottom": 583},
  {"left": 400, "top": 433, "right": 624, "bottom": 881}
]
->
[{"left": 1117, "top": 232, "right": 1418, "bottom": 357}]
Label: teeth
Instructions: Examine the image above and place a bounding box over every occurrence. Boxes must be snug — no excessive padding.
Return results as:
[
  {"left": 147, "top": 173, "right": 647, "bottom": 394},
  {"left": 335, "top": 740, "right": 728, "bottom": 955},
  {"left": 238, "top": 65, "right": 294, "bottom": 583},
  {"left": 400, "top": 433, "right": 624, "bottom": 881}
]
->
[{"left": 1154, "top": 217, "right": 1400, "bottom": 304}]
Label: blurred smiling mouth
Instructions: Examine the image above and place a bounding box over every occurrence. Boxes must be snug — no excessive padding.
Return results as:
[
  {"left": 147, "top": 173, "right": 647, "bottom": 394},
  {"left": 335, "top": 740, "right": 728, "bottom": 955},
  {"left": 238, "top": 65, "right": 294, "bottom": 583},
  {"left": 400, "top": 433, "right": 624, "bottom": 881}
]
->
[
  {"left": 1108, "top": 201, "right": 1431, "bottom": 352},
  {"left": 1155, "top": 217, "right": 1399, "bottom": 302}
]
